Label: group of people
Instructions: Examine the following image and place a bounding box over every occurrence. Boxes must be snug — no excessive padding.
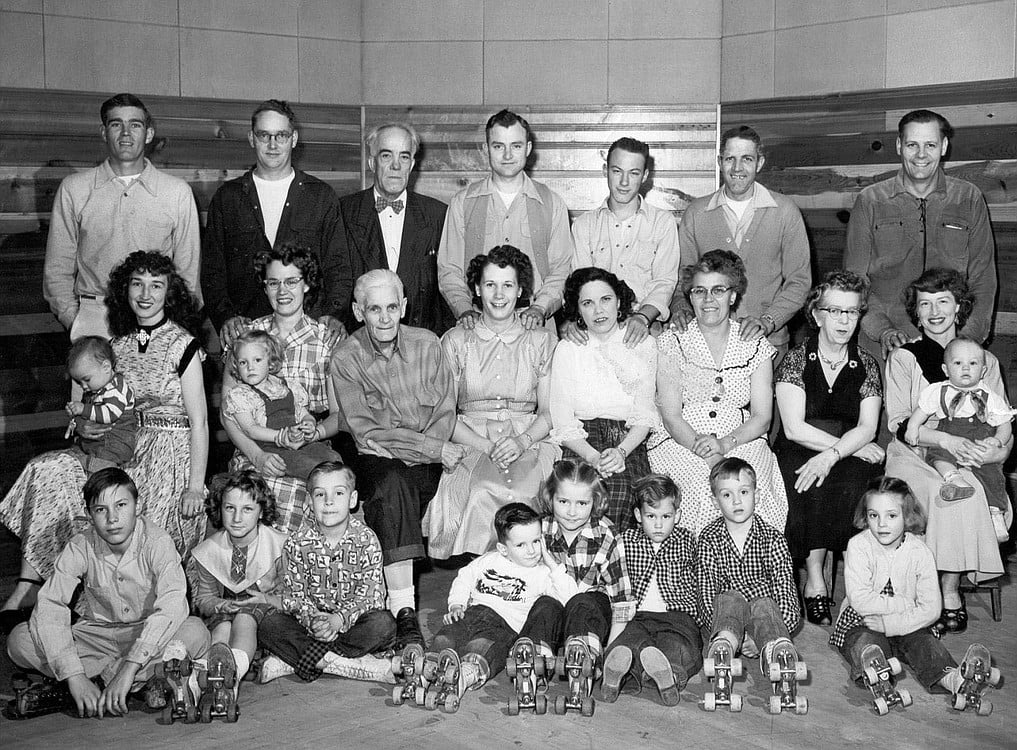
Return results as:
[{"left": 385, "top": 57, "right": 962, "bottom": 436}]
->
[{"left": 0, "top": 93, "right": 1007, "bottom": 719}]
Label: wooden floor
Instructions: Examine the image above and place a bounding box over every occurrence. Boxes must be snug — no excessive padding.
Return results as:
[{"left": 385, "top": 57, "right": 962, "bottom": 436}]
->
[{"left": 0, "top": 530, "right": 1011, "bottom": 750}]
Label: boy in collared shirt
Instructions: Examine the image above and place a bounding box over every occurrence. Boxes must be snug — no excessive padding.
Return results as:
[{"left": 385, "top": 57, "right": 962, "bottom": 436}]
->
[
  {"left": 600, "top": 475, "right": 700, "bottom": 706},
  {"left": 6, "top": 468, "right": 209, "bottom": 718},
  {"left": 698, "top": 458, "right": 801, "bottom": 676},
  {"left": 257, "top": 461, "right": 397, "bottom": 684}
]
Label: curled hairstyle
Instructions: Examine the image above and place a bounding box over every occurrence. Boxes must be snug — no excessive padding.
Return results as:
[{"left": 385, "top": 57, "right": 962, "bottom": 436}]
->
[
  {"left": 853, "top": 476, "right": 926, "bottom": 534},
  {"left": 365, "top": 122, "right": 420, "bottom": 158},
  {"left": 606, "top": 137, "right": 650, "bottom": 169},
  {"left": 898, "top": 109, "right": 952, "bottom": 141},
  {"left": 83, "top": 466, "right": 137, "bottom": 511},
  {"left": 485, "top": 109, "right": 534, "bottom": 144},
  {"left": 719, "top": 125, "right": 763, "bottom": 155},
  {"left": 804, "top": 269, "right": 869, "bottom": 329},
  {"left": 495, "top": 502, "right": 542, "bottom": 544},
  {"left": 902, "top": 267, "right": 974, "bottom": 332},
  {"left": 68, "top": 335, "right": 115, "bottom": 369},
  {"left": 680, "top": 249, "right": 748, "bottom": 314},
  {"left": 633, "top": 473, "right": 681, "bottom": 511},
  {"left": 466, "top": 245, "right": 533, "bottom": 310},
  {"left": 101, "top": 93, "right": 152, "bottom": 128},
  {"left": 254, "top": 242, "right": 320, "bottom": 309},
  {"left": 537, "top": 459, "right": 609, "bottom": 524},
  {"left": 226, "top": 330, "right": 285, "bottom": 380},
  {"left": 106, "top": 251, "right": 202, "bottom": 338},
  {"left": 307, "top": 460, "right": 357, "bottom": 492},
  {"left": 709, "top": 456, "right": 757, "bottom": 495},
  {"left": 562, "top": 266, "right": 637, "bottom": 328},
  {"left": 251, "top": 99, "right": 298, "bottom": 131},
  {"left": 205, "top": 470, "right": 278, "bottom": 529}
]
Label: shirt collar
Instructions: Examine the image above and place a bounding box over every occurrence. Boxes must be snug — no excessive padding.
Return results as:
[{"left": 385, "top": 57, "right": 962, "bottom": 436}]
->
[
  {"left": 479, "top": 173, "right": 541, "bottom": 201},
  {"left": 91, "top": 515, "right": 146, "bottom": 561},
  {"left": 706, "top": 182, "right": 776, "bottom": 212},
  {"left": 373, "top": 188, "right": 408, "bottom": 205},
  {"left": 473, "top": 316, "right": 525, "bottom": 344},
  {"left": 365, "top": 327, "right": 406, "bottom": 361},
  {"left": 596, "top": 195, "right": 648, "bottom": 220},
  {"left": 888, "top": 168, "right": 947, "bottom": 198},
  {"left": 97, "top": 158, "right": 158, "bottom": 196},
  {"left": 545, "top": 516, "right": 601, "bottom": 543}
]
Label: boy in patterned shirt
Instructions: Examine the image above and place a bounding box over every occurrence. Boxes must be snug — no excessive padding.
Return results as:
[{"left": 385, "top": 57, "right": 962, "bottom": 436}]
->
[
  {"left": 698, "top": 458, "right": 801, "bottom": 675},
  {"left": 257, "top": 461, "right": 397, "bottom": 683},
  {"left": 600, "top": 475, "right": 700, "bottom": 706}
]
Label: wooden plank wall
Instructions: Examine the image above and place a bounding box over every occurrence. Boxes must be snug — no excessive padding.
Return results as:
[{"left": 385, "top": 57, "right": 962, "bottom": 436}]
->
[
  {"left": 721, "top": 78, "right": 1017, "bottom": 405},
  {"left": 0, "top": 89, "right": 719, "bottom": 492}
]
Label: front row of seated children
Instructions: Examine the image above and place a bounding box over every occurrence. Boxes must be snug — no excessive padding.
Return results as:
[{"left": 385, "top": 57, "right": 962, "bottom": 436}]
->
[{"left": 5, "top": 457, "right": 999, "bottom": 719}]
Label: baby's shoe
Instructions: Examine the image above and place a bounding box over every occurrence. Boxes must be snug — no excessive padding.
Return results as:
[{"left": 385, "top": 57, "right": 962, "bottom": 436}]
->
[
  {"left": 940, "top": 472, "right": 975, "bottom": 502},
  {"left": 989, "top": 508, "right": 1009, "bottom": 543}
]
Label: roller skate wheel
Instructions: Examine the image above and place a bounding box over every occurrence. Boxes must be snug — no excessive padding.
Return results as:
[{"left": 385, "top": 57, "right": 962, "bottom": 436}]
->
[
  {"left": 160, "top": 705, "right": 174, "bottom": 725},
  {"left": 535, "top": 694, "right": 547, "bottom": 715},
  {"left": 534, "top": 656, "right": 545, "bottom": 678},
  {"left": 392, "top": 685, "right": 404, "bottom": 705},
  {"left": 702, "top": 657, "right": 716, "bottom": 678},
  {"left": 424, "top": 692, "right": 438, "bottom": 711},
  {"left": 442, "top": 695, "right": 460, "bottom": 714},
  {"left": 554, "top": 695, "right": 567, "bottom": 715},
  {"left": 887, "top": 657, "right": 903, "bottom": 676},
  {"left": 227, "top": 702, "right": 239, "bottom": 723},
  {"left": 197, "top": 669, "right": 208, "bottom": 690},
  {"left": 413, "top": 653, "right": 426, "bottom": 675},
  {"left": 580, "top": 659, "right": 593, "bottom": 678},
  {"left": 507, "top": 695, "right": 520, "bottom": 716},
  {"left": 414, "top": 686, "right": 426, "bottom": 706},
  {"left": 863, "top": 666, "right": 879, "bottom": 686},
  {"left": 988, "top": 667, "right": 1001, "bottom": 686},
  {"left": 795, "top": 696, "right": 808, "bottom": 715},
  {"left": 976, "top": 699, "right": 992, "bottom": 716},
  {"left": 730, "top": 658, "right": 743, "bottom": 678},
  {"left": 703, "top": 692, "right": 717, "bottom": 712},
  {"left": 768, "top": 663, "right": 781, "bottom": 682},
  {"left": 953, "top": 693, "right": 967, "bottom": 711},
  {"left": 769, "top": 694, "right": 782, "bottom": 714},
  {"left": 581, "top": 696, "right": 595, "bottom": 717},
  {"left": 898, "top": 688, "right": 912, "bottom": 707},
  {"left": 874, "top": 696, "right": 889, "bottom": 716},
  {"left": 390, "top": 655, "right": 403, "bottom": 675},
  {"left": 729, "top": 693, "right": 743, "bottom": 712},
  {"left": 794, "top": 661, "right": 807, "bottom": 681},
  {"left": 961, "top": 660, "right": 979, "bottom": 680},
  {"left": 506, "top": 658, "right": 517, "bottom": 679}
]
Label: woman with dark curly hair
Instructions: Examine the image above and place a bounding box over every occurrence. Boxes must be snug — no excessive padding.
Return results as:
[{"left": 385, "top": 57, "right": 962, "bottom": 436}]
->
[
  {"left": 549, "top": 266, "right": 657, "bottom": 530},
  {"left": 884, "top": 268, "right": 1010, "bottom": 634},
  {"left": 220, "top": 242, "right": 344, "bottom": 533},
  {"left": 0, "top": 251, "right": 207, "bottom": 618},
  {"left": 425, "top": 246, "right": 561, "bottom": 557},
  {"left": 774, "top": 270, "right": 884, "bottom": 625},
  {"left": 648, "top": 249, "right": 787, "bottom": 535}
]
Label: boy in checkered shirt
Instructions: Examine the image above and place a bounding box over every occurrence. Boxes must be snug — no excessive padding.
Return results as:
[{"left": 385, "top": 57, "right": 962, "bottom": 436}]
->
[
  {"left": 600, "top": 474, "right": 701, "bottom": 706},
  {"left": 698, "top": 458, "right": 801, "bottom": 675}
]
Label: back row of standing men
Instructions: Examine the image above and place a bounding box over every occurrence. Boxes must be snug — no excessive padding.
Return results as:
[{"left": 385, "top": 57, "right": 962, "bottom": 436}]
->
[{"left": 42, "top": 93, "right": 995, "bottom": 359}]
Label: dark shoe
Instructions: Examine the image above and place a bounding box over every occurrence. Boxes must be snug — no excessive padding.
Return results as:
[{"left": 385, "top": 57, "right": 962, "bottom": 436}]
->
[
  {"left": 941, "top": 596, "right": 968, "bottom": 634},
  {"left": 803, "top": 595, "right": 834, "bottom": 626},
  {"left": 394, "top": 608, "right": 424, "bottom": 650},
  {"left": 599, "top": 646, "right": 632, "bottom": 703}
]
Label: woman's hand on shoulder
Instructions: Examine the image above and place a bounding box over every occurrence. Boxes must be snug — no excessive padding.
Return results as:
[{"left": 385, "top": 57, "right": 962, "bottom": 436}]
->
[
  {"left": 560, "top": 320, "right": 589, "bottom": 346},
  {"left": 318, "top": 315, "right": 348, "bottom": 349}
]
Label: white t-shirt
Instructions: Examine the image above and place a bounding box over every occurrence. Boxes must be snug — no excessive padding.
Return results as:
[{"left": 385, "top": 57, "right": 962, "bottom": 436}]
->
[
  {"left": 496, "top": 188, "right": 519, "bottom": 210},
  {"left": 726, "top": 194, "right": 752, "bottom": 220},
  {"left": 253, "top": 172, "right": 295, "bottom": 246}
]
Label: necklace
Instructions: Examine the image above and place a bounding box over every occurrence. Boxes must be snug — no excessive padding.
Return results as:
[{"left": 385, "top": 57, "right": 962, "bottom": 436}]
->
[{"left": 817, "top": 346, "right": 848, "bottom": 370}]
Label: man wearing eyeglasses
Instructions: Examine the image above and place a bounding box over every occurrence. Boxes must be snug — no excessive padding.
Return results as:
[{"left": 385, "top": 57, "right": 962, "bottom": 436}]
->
[
  {"left": 44, "top": 93, "right": 200, "bottom": 342},
  {"left": 671, "top": 125, "right": 811, "bottom": 362},
  {"left": 339, "top": 122, "right": 454, "bottom": 336},
  {"left": 201, "top": 99, "right": 351, "bottom": 348},
  {"left": 845, "top": 109, "right": 996, "bottom": 358}
]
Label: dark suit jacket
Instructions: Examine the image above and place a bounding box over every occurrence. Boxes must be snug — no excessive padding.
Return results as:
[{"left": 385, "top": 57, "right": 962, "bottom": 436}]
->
[{"left": 339, "top": 188, "right": 453, "bottom": 336}]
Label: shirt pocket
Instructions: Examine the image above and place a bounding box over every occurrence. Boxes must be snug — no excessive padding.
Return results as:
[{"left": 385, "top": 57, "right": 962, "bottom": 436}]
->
[
  {"left": 363, "top": 388, "right": 386, "bottom": 412},
  {"left": 872, "top": 217, "right": 906, "bottom": 272},
  {"left": 131, "top": 212, "right": 175, "bottom": 252},
  {"left": 937, "top": 213, "right": 971, "bottom": 258}
]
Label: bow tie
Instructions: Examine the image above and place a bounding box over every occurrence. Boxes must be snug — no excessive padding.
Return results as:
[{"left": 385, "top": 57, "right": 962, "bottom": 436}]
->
[
  {"left": 375, "top": 197, "right": 404, "bottom": 214},
  {"left": 947, "top": 387, "right": 987, "bottom": 421}
]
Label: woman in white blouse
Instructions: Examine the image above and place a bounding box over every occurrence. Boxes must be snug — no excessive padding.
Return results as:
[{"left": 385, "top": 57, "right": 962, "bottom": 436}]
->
[{"left": 550, "top": 266, "right": 658, "bottom": 530}]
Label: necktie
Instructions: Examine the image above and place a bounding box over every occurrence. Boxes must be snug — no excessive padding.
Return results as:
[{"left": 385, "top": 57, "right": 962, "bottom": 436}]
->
[
  {"left": 376, "top": 197, "right": 404, "bottom": 214},
  {"left": 230, "top": 544, "right": 247, "bottom": 584}
]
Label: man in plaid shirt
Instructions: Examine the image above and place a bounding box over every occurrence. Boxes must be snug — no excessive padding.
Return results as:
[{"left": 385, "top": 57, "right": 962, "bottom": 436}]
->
[{"left": 698, "top": 458, "right": 801, "bottom": 674}]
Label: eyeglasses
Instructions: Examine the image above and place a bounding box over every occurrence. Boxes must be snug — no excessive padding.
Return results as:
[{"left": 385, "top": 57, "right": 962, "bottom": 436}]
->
[
  {"left": 689, "top": 285, "right": 733, "bottom": 300},
  {"left": 253, "top": 130, "right": 293, "bottom": 144},
  {"left": 817, "top": 306, "right": 862, "bottom": 320},
  {"left": 263, "top": 277, "right": 303, "bottom": 291}
]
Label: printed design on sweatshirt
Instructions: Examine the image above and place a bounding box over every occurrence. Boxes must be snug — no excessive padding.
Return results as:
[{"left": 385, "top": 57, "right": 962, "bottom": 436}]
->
[{"left": 476, "top": 568, "right": 526, "bottom": 601}]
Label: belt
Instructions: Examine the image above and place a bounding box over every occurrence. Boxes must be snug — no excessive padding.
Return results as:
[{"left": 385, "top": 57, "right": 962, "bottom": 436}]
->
[
  {"left": 138, "top": 412, "right": 191, "bottom": 430},
  {"left": 79, "top": 294, "right": 100, "bottom": 301},
  {"left": 460, "top": 398, "right": 536, "bottom": 413}
]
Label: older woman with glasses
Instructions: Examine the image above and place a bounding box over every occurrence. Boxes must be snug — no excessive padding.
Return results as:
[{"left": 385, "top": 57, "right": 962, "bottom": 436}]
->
[
  {"left": 648, "top": 249, "right": 787, "bottom": 535},
  {"left": 774, "top": 271, "right": 884, "bottom": 626}
]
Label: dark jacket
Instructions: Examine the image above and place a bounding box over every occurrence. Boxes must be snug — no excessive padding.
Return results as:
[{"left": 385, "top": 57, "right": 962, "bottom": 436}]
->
[
  {"left": 339, "top": 188, "right": 453, "bottom": 335},
  {"left": 201, "top": 168, "right": 352, "bottom": 330}
]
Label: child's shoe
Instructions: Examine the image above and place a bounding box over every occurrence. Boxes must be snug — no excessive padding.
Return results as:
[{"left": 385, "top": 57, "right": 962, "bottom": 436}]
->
[
  {"left": 763, "top": 637, "right": 808, "bottom": 715},
  {"left": 639, "top": 646, "right": 681, "bottom": 706},
  {"left": 197, "top": 643, "right": 239, "bottom": 723},
  {"left": 423, "top": 649, "right": 484, "bottom": 713},
  {"left": 321, "top": 652, "right": 397, "bottom": 683},
  {"left": 989, "top": 507, "right": 1009, "bottom": 543},
  {"left": 951, "top": 643, "right": 1002, "bottom": 716},
  {"left": 153, "top": 640, "right": 197, "bottom": 724},
  {"left": 259, "top": 655, "right": 295, "bottom": 683},
  {"left": 940, "top": 472, "right": 976, "bottom": 501},
  {"left": 599, "top": 645, "right": 632, "bottom": 703},
  {"left": 6, "top": 673, "right": 80, "bottom": 719}
]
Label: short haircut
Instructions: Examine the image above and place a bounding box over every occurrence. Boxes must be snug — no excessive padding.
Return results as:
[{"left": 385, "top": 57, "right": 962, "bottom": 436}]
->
[
  {"left": 354, "top": 268, "right": 404, "bottom": 305},
  {"left": 903, "top": 267, "right": 974, "bottom": 331},
  {"left": 466, "top": 245, "right": 533, "bottom": 310},
  {"left": 804, "top": 269, "right": 870, "bottom": 330},
  {"left": 853, "top": 476, "right": 927, "bottom": 534},
  {"left": 485, "top": 109, "right": 534, "bottom": 144},
  {"left": 253, "top": 241, "right": 320, "bottom": 308},
  {"left": 632, "top": 473, "right": 680, "bottom": 511},
  {"left": 226, "top": 330, "right": 285, "bottom": 380},
  {"left": 897, "top": 109, "right": 953, "bottom": 141},
  {"left": 83, "top": 466, "right": 137, "bottom": 511},
  {"left": 562, "top": 266, "right": 638, "bottom": 328},
  {"left": 709, "top": 457, "right": 757, "bottom": 494},
  {"left": 719, "top": 125, "right": 763, "bottom": 155},
  {"left": 537, "top": 459, "right": 609, "bottom": 523},
  {"left": 365, "top": 122, "right": 420, "bottom": 158},
  {"left": 943, "top": 335, "right": 984, "bottom": 363},
  {"left": 307, "top": 460, "right": 356, "bottom": 491},
  {"left": 606, "top": 137, "right": 650, "bottom": 169},
  {"left": 68, "top": 335, "right": 115, "bottom": 369},
  {"left": 494, "top": 502, "right": 542, "bottom": 544},
  {"left": 101, "top": 93, "right": 152, "bottom": 128},
  {"left": 205, "top": 469, "right": 279, "bottom": 529},
  {"left": 679, "top": 248, "right": 748, "bottom": 314},
  {"left": 252, "top": 99, "right": 298, "bottom": 131}
]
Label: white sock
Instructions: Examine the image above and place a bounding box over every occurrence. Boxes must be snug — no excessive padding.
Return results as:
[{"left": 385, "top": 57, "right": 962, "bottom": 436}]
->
[
  {"left": 388, "top": 587, "right": 415, "bottom": 615},
  {"left": 232, "top": 648, "right": 251, "bottom": 680}
]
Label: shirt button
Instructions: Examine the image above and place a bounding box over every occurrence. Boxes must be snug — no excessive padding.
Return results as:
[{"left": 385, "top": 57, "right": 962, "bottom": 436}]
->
[
  {"left": 708, "top": 411, "right": 717, "bottom": 418},
  {"left": 712, "top": 396, "right": 720, "bottom": 402}
]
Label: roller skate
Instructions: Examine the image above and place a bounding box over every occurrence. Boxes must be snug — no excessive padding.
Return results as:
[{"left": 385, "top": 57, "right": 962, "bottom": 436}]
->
[
  {"left": 4, "top": 673, "right": 80, "bottom": 720},
  {"left": 197, "top": 643, "right": 239, "bottom": 723},
  {"left": 702, "top": 638, "right": 743, "bottom": 712},
  {"left": 422, "top": 649, "right": 483, "bottom": 714},
  {"left": 765, "top": 638, "right": 808, "bottom": 715},
  {"left": 553, "top": 636, "right": 595, "bottom": 717},
  {"left": 952, "top": 643, "right": 1001, "bottom": 716},
  {"left": 391, "top": 643, "right": 433, "bottom": 706},
  {"left": 860, "top": 643, "right": 912, "bottom": 715},
  {"left": 507, "top": 637, "right": 548, "bottom": 715},
  {"left": 153, "top": 647, "right": 197, "bottom": 725}
]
